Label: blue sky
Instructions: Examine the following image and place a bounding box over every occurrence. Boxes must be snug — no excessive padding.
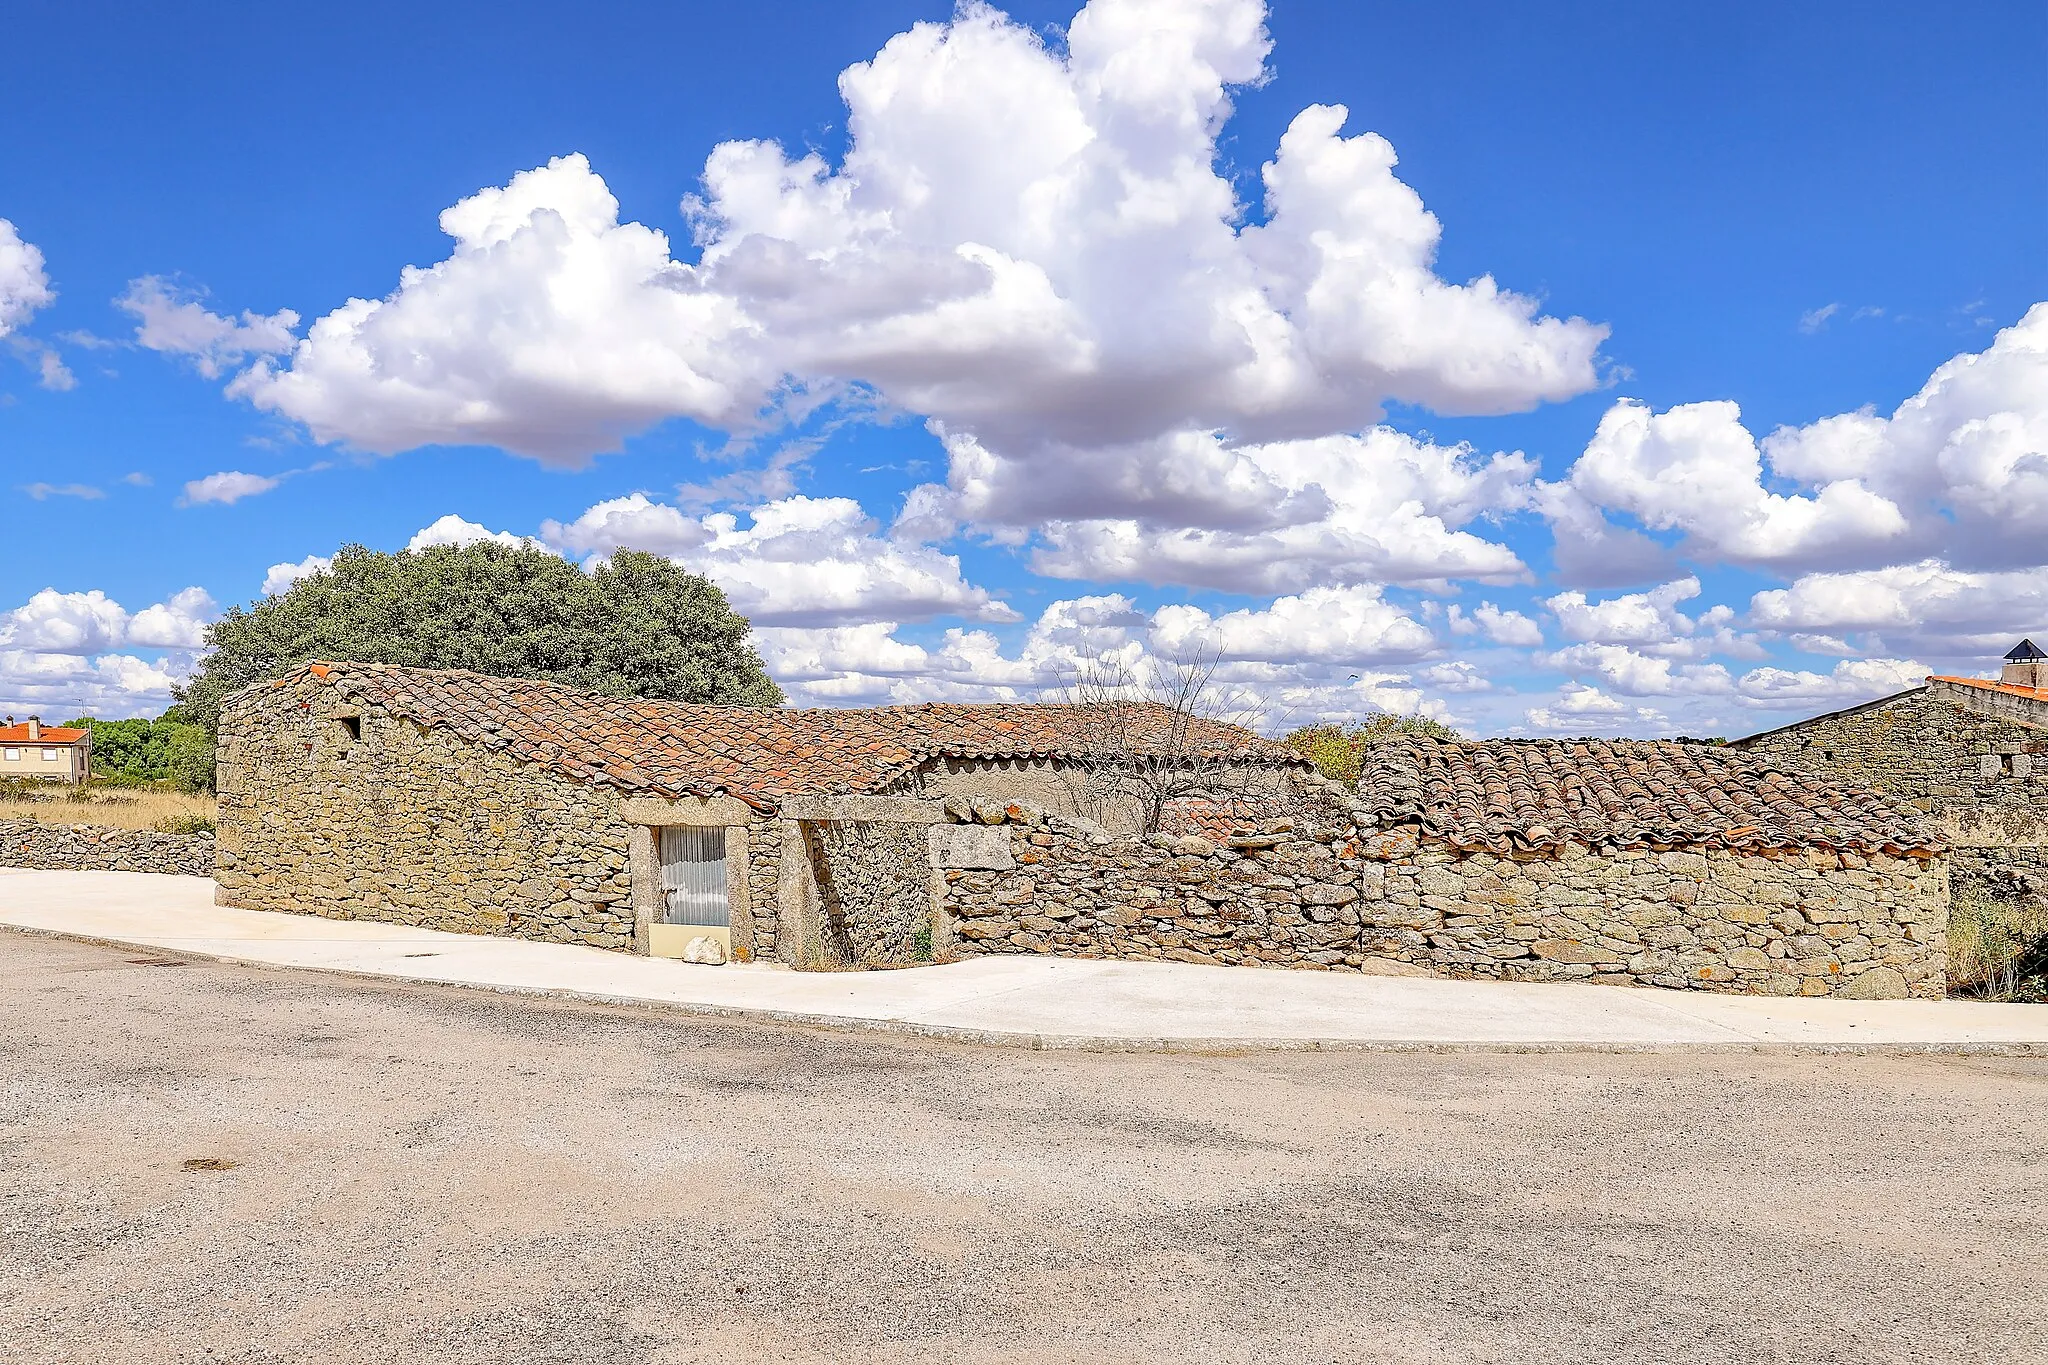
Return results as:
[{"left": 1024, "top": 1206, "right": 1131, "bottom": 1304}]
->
[{"left": 2, "top": 0, "right": 2043, "bottom": 733}]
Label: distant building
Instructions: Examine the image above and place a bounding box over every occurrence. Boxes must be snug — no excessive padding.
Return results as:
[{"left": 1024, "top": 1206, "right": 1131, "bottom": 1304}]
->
[
  {"left": 1730, "top": 640, "right": 2046, "bottom": 900},
  {"left": 0, "top": 716, "right": 90, "bottom": 786}
]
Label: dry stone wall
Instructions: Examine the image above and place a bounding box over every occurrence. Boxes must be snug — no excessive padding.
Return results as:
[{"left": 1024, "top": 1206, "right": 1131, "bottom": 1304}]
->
[
  {"left": 0, "top": 819, "right": 216, "bottom": 877},
  {"left": 745, "top": 818, "right": 783, "bottom": 960},
  {"left": 886, "top": 754, "right": 1313, "bottom": 838},
  {"left": 216, "top": 674, "right": 636, "bottom": 949},
  {"left": 1960, "top": 847, "right": 2048, "bottom": 904},
  {"left": 937, "top": 807, "right": 1948, "bottom": 999},
  {"left": 802, "top": 819, "right": 934, "bottom": 965}
]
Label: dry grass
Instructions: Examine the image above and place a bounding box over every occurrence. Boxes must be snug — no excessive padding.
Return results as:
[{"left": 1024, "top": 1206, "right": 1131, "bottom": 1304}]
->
[
  {"left": 1947, "top": 888, "right": 2048, "bottom": 1003},
  {"left": 0, "top": 785, "right": 217, "bottom": 833}
]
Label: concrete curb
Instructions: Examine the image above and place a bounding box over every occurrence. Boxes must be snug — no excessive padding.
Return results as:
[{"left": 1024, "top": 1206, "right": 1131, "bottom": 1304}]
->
[{"left": 11, "top": 919, "right": 2047, "bottom": 1058}]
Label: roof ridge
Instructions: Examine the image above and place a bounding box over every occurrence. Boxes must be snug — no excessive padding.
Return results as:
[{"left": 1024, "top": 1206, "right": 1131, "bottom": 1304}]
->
[{"left": 242, "top": 660, "right": 1303, "bottom": 806}]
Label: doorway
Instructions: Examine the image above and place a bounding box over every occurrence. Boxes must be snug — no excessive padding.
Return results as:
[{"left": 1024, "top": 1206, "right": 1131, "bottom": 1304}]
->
[{"left": 653, "top": 826, "right": 730, "bottom": 958}]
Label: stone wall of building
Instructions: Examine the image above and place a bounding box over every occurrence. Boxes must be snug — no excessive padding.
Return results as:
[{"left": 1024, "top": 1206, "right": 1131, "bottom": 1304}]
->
[
  {"left": 1954, "top": 846, "right": 2048, "bottom": 904},
  {"left": 216, "top": 673, "right": 637, "bottom": 949},
  {"left": 746, "top": 817, "right": 783, "bottom": 961},
  {"left": 1931, "top": 676, "right": 2048, "bottom": 729},
  {"left": 1737, "top": 683, "right": 2045, "bottom": 915},
  {"left": 1737, "top": 686, "right": 2046, "bottom": 816},
  {"left": 936, "top": 807, "right": 1948, "bottom": 999},
  {"left": 885, "top": 755, "right": 1312, "bottom": 838},
  {"left": 0, "top": 819, "right": 216, "bottom": 877}
]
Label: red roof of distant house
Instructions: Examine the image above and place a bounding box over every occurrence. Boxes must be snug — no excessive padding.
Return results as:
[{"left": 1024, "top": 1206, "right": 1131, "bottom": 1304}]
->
[
  {"left": 0, "top": 724, "right": 87, "bottom": 744},
  {"left": 1930, "top": 676, "right": 2048, "bottom": 705}
]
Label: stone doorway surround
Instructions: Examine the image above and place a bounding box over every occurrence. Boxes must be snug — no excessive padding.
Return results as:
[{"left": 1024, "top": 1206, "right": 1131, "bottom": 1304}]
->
[
  {"left": 774, "top": 795, "right": 947, "bottom": 968},
  {"left": 623, "top": 796, "right": 756, "bottom": 959}
]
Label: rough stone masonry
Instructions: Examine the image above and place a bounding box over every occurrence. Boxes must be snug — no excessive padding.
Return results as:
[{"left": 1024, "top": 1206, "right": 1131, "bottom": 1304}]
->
[
  {"left": 1734, "top": 676, "right": 2047, "bottom": 905},
  {"left": 204, "top": 662, "right": 1950, "bottom": 999},
  {"left": 0, "top": 819, "right": 216, "bottom": 878},
  {"left": 936, "top": 802, "right": 1947, "bottom": 1000}
]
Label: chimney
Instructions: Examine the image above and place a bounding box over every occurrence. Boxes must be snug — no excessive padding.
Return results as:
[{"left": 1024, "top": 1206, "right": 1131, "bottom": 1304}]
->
[
  {"left": 2003, "top": 639, "right": 2046, "bottom": 690},
  {"left": 26, "top": 716, "right": 40, "bottom": 740}
]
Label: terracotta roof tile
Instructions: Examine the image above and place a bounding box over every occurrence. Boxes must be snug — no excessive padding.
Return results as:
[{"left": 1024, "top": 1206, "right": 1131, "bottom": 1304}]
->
[
  {"left": 252, "top": 662, "right": 1302, "bottom": 809},
  {"left": 1930, "top": 675, "right": 2048, "bottom": 705},
  {"left": 1360, "top": 737, "right": 1940, "bottom": 855},
  {"left": 0, "top": 724, "right": 88, "bottom": 744}
]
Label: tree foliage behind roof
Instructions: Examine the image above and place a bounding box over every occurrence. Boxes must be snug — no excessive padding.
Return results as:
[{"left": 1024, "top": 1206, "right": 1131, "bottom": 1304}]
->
[
  {"left": 1284, "top": 713, "right": 1463, "bottom": 786},
  {"left": 169, "top": 543, "right": 783, "bottom": 735}
]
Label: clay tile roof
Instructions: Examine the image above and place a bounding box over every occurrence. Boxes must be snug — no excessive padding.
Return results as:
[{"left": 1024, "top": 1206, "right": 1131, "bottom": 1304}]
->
[
  {"left": 0, "top": 724, "right": 88, "bottom": 744},
  {"left": 256, "top": 662, "right": 1302, "bottom": 809},
  {"left": 1930, "top": 675, "right": 2048, "bottom": 706},
  {"left": 1359, "top": 737, "right": 1941, "bottom": 856}
]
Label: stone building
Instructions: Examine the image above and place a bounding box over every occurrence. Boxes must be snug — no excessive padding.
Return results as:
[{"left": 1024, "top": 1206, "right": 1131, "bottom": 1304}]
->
[
  {"left": 941, "top": 737, "right": 1949, "bottom": 999},
  {"left": 216, "top": 661, "right": 1949, "bottom": 997},
  {"left": 213, "top": 661, "right": 1310, "bottom": 965},
  {"left": 1730, "top": 641, "right": 2047, "bottom": 902}
]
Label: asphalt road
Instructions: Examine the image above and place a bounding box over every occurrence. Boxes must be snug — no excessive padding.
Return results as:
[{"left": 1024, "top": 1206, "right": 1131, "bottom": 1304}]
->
[{"left": 3, "top": 931, "right": 2044, "bottom": 1365}]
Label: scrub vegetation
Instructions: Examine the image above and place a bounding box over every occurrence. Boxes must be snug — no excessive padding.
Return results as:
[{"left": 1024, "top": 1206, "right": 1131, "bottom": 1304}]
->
[
  {"left": 0, "top": 781, "right": 216, "bottom": 834},
  {"left": 63, "top": 716, "right": 215, "bottom": 792},
  {"left": 1947, "top": 888, "right": 2048, "bottom": 1003},
  {"left": 1284, "top": 713, "right": 1463, "bottom": 785}
]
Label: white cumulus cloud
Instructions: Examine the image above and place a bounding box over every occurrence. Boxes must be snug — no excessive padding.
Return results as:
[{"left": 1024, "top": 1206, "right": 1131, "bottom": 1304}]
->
[
  {"left": 210, "top": 0, "right": 1602, "bottom": 506},
  {"left": 262, "top": 554, "right": 334, "bottom": 596},
  {"left": 1446, "top": 600, "right": 1542, "bottom": 647},
  {"left": 119, "top": 276, "right": 299, "bottom": 379},
  {"left": 0, "top": 650, "right": 185, "bottom": 722},
  {"left": 1730, "top": 657, "right": 1929, "bottom": 711},
  {"left": 228, "top": 156, "right": 761, "bottom": 462},
  {"left": 1547, "top": 577, "right": 1705, "bottom": 648},
  {"left": 1554, "top": 304, "right": 2048, "bottom": 574},
  {"left": 0, "top": 586, "right": 218, "bottom": 719},
  {"left": 0, "top": 590, "right": 132, "bottom": 655},
  {"left": 1561, "top": 398, "right": 1909, "bottom": 569},
  {"left": 406, "top": 514, "right": 545, "bottom": 553},
  {"left": 1149, "top": 584, "right": 1435, "bottom": 666},
  {"left": 127, "top": 587, "right": 218, "bottom": 649},
  {"left": 181, "top": 471, "right": 281, "bottom": 506},
  {"left": 1545, "top": 643, "right": 1733, "bottom": 698},
  {"left": 1748, "top": 559, "right": 2048, "bottom": 662},
  {"left": 1522, "top": 682, "right": 1668, "bottom": 735},
  {"left": 0, "top": 219, "right": 55, "bottom": 339},
  {"left": 1008, "top": 426, "right": 1536, "bottom": 592},
  {"left": 543, "top": 492, "right": 1014, "bottom": 627}
]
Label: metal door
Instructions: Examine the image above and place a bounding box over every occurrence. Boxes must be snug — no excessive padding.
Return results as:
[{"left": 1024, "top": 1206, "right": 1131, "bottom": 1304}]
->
[{"left": 658, "top": 826, "right": 729, "bottom": 927}]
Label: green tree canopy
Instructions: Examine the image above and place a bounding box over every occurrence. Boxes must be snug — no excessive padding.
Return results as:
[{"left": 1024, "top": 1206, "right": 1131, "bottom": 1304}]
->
[
  {"left": 1284, "top": 713, "right": 1463, "bottom": 785},
  {"left": 62, "top": 715, "right": 216, "bottom": 792},
  {"left": 168, "top": 543, "right": 783, "bottom": 735}
]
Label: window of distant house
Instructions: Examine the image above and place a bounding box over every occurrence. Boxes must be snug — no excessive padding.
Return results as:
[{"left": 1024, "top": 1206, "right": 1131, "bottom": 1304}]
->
[
  {"left": 43, "top": 748, "right": 60, "bottom": 761},
  {"left": 2, "top": 748, "right": 17, "bottom": 761}
]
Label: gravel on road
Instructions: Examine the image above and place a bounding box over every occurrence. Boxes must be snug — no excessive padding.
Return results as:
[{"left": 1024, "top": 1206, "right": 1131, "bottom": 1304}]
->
[{"left": 3, "top": 930, "right": 2043, "bottom": 1364}]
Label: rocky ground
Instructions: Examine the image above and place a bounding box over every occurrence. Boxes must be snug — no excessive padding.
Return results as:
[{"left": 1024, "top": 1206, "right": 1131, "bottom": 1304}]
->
[{"left": 3, "top": 929, "right": 2043, "bottom": 1365}]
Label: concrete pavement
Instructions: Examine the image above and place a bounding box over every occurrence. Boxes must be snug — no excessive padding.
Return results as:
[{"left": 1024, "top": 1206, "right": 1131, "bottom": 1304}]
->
[{"left": 3, "top": 867, "right": 2043, "bottom": 1052}]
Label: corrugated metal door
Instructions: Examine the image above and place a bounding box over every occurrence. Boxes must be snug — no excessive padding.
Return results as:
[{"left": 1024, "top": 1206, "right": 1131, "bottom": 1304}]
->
[{"left": 658, "top": 827, "right": 729, "bottom": 927}]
